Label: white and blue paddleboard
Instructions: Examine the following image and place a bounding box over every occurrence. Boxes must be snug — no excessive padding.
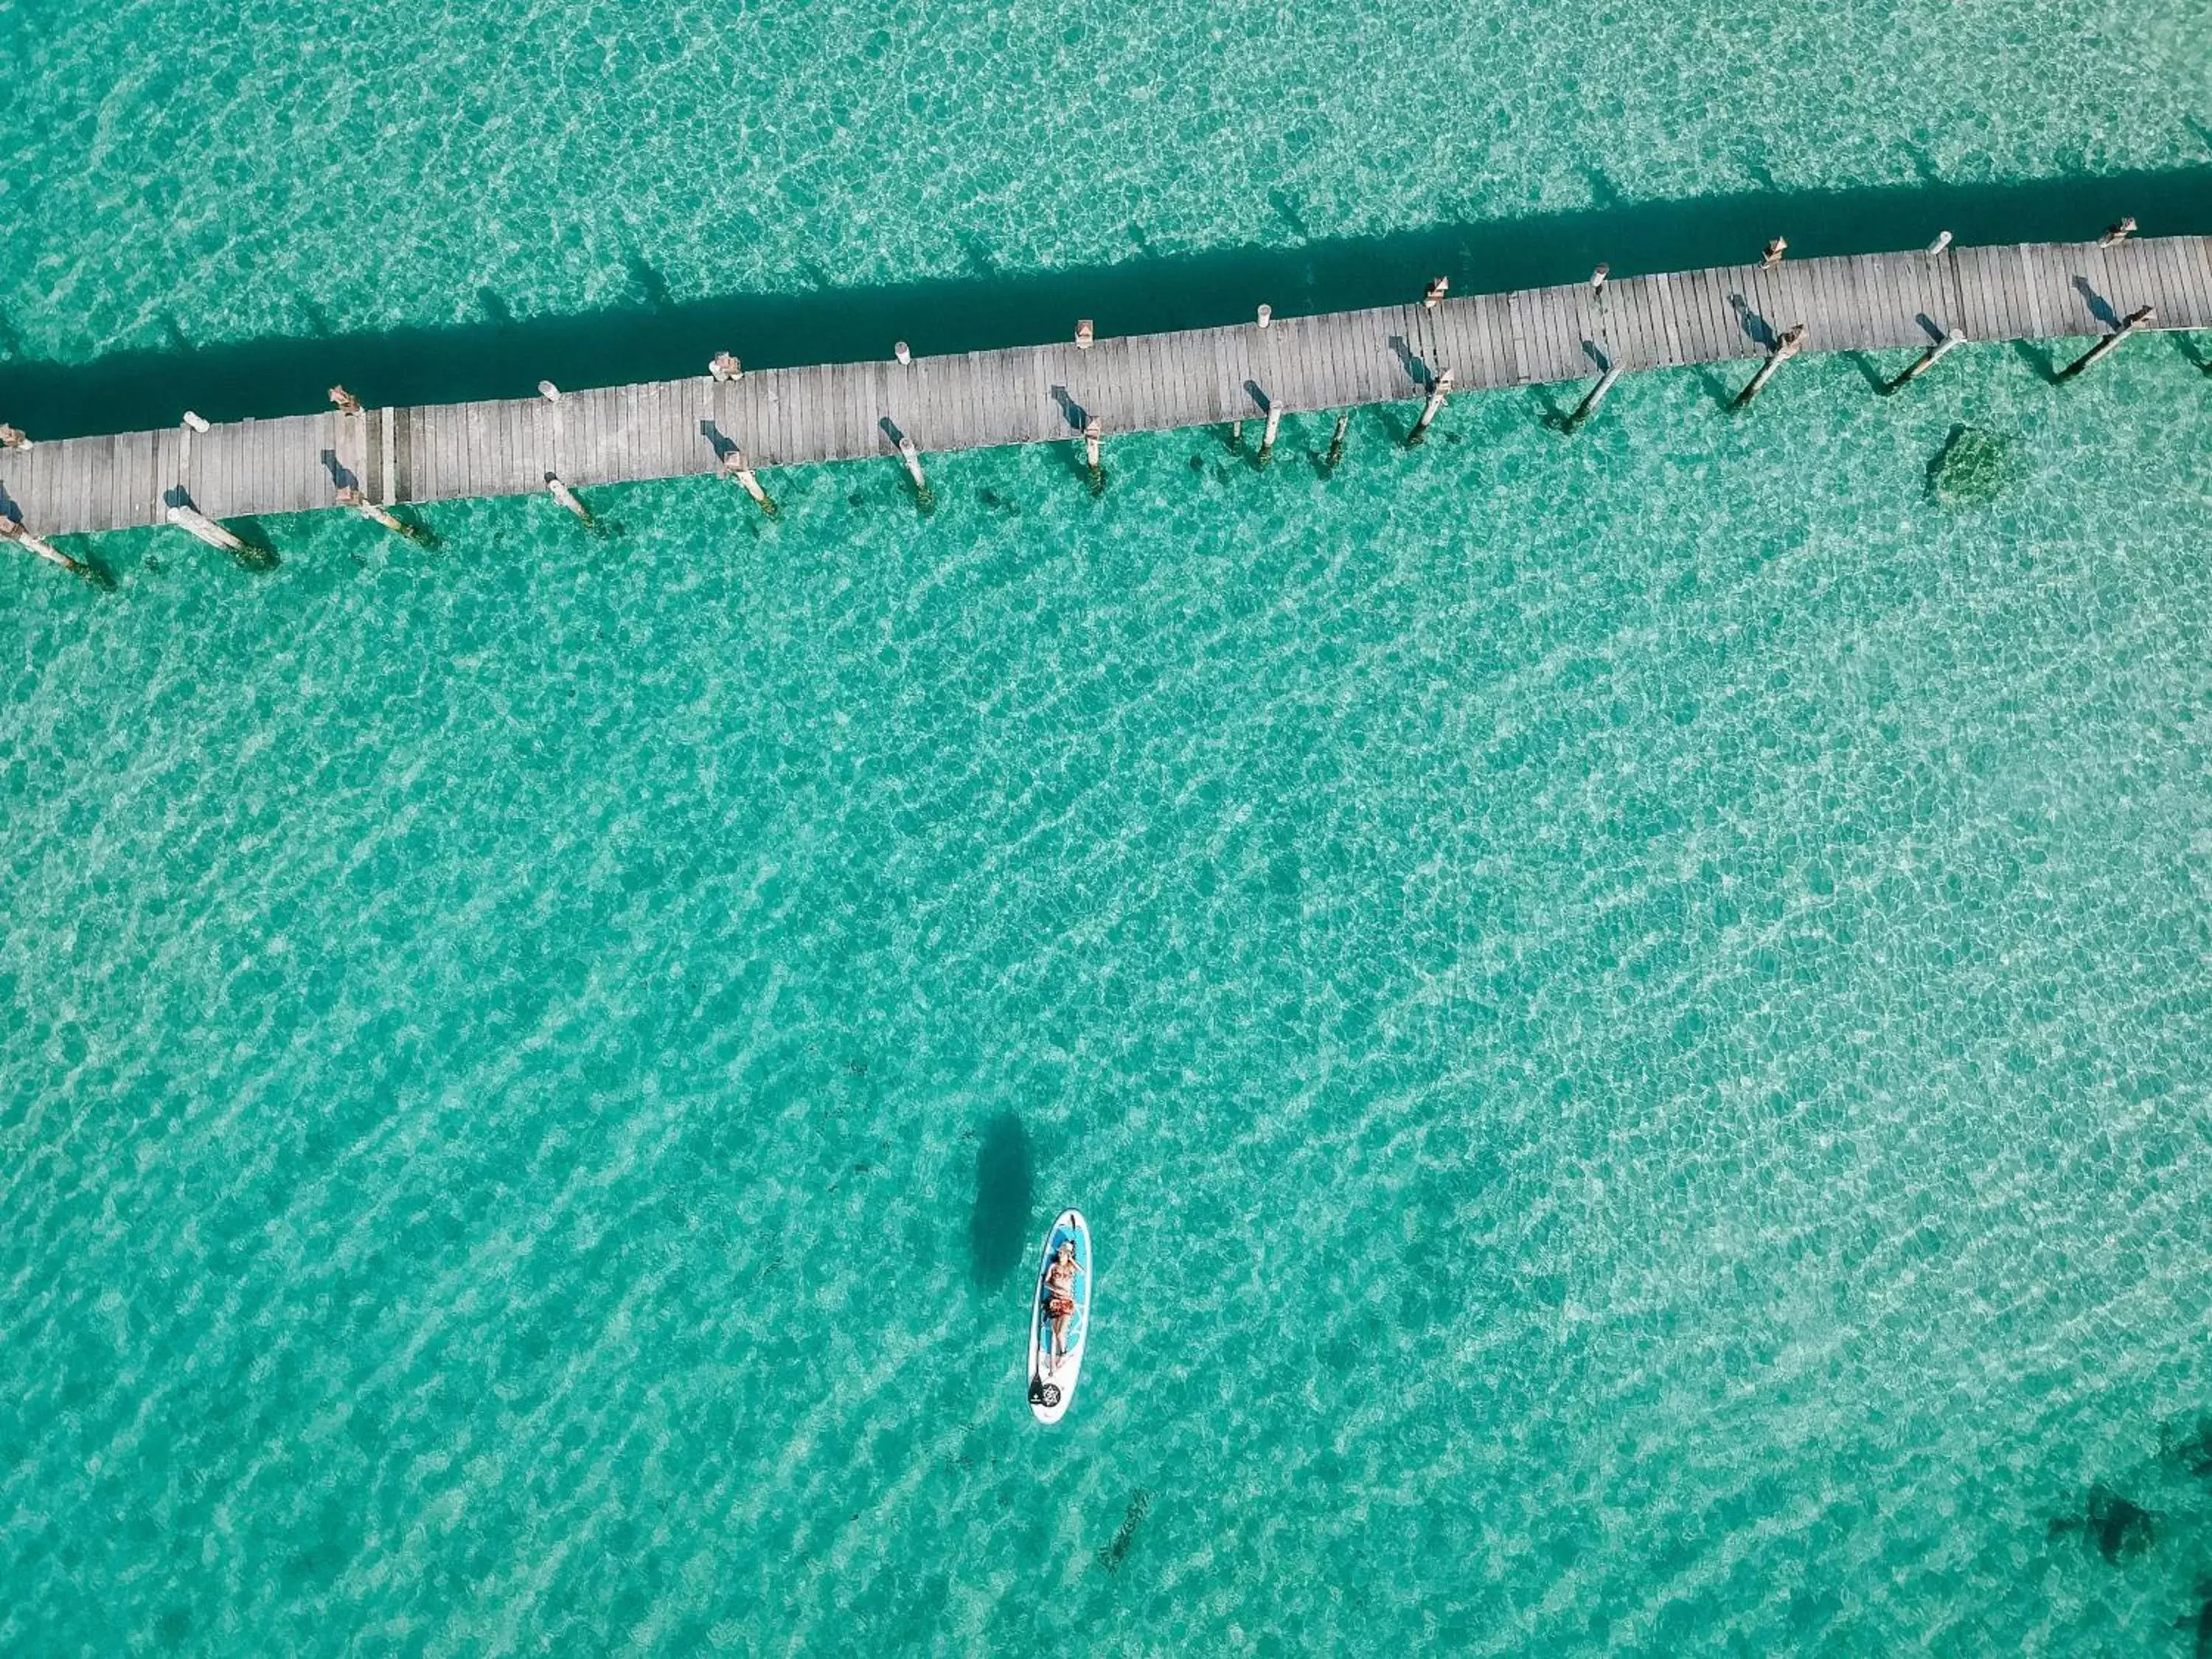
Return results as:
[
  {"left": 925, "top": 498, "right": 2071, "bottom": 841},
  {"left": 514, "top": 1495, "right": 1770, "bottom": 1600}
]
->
[{"left": 1027, "top": 1209, "right": 1091, "bottom": 1425}]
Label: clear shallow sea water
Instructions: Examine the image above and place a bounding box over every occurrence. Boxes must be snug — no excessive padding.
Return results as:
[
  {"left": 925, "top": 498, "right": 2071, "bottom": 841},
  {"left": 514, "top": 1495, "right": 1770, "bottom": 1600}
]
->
[
  {"left": 0, "top": 0, "right": 2208, "bottom": 379},
  {"left": 6, "top": 344, "right": 2212, "bottom": 1652}
]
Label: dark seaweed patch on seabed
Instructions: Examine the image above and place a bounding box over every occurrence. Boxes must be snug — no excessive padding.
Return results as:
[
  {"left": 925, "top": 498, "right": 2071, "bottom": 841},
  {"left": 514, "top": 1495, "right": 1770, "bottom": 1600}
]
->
[
  {"left": 2185, "top": 1587, "right": 2212, "bottom": 1659},
  {"left": 2048, "top": 1482, "right": 2157, "bottom": 1565},
  {"left": 1098, "top": 1489, "right": 1152, "bottom": 1573},
  {"left": 2161, "top": 1415, "right": 2212, "bottom": 1478}
]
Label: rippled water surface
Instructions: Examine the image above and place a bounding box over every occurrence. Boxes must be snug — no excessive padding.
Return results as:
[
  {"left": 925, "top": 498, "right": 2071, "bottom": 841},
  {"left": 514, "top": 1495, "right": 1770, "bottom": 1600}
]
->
[
  {"left": 7, "top": 344, "right": 2212, "bottom": 1652},
  {"left": 1, "top": 0, "right": 2208, "bottom": 372},
  {"left": 9, "top": 0, "right": 2212, "bottom": 1645}
]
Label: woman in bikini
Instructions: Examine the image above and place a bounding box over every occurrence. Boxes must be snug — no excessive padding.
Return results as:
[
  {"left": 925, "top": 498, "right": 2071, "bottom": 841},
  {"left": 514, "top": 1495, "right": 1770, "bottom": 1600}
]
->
[{"left": 1043, "top": 1239, "right": 1080, "bottom": 1374}]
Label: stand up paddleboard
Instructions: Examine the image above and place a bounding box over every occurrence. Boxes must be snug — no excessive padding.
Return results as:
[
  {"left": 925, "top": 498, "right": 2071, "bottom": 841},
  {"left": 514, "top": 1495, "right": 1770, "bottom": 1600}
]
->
[{"left": 1027, "top": 1210, "right": 1091, "bottom": 1425}]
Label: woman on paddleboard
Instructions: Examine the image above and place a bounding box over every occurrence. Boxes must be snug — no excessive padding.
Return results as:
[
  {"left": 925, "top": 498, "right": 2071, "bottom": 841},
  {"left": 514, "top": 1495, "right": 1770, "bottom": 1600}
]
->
[{"left": 1043, "top": 1239, "right": 1079, "bottom": 1374}]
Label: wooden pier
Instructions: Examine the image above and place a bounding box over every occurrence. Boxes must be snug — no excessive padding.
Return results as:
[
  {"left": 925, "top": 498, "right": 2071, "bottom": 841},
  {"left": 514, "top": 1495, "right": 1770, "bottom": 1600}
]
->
[{"left": 3, "top": 236, "right": 2208, "bottom": 540}]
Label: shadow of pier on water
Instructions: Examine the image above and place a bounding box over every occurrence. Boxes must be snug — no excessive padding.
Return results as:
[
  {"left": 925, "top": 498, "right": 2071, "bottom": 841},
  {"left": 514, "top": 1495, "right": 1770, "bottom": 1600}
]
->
[{"left": 1, "top": 166, "right": 2208, "bottom": 441}]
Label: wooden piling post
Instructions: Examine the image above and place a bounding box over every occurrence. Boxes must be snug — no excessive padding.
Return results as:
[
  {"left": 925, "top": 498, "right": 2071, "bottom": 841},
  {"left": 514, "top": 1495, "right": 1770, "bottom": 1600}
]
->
[
  {"left": 894, "top": 341, "right": 912, "bottom": 366},
  {"left": 1326, "top": 411, "right": 1349, "bottom": 470},
  {"left": 1733, "top": 324, "right": 1807, "bottom": 407},
  {"left": 1926, "top": 231, "right": 1953, "bottom": 257},
  {"left": 1075, "top": 319, "right": 1094, "bottom": 351},
  {"left": 1885, "top": 328, "right": 1966, "bottom": 392},
  {"left": 1256, "top": 401, "right": 1284, "bottom": 466},
  {"left": 165, "top": 503, "right": 250, "bottom": 554},
  {"left": 1760, "top": 237, "right": 1788, "bottom": 270},
  {"left": 1083, "top": 416, "right": 1104, "bottom": 492},
  {"left": 0, "top": 424, "right": 31, "bottom": 449},
  {"left": 2098, "top": 217, "right": 2138, "bottom": 248},
  {"left": 721, "top": 448, "right": 778, "bottom": 515},
  {"left": 538, "top": 380, "right": 563, "bottom": 403},
  {"left": 1406, "top": 369, "right": 1454, "bottom": 447},
  {"left": 1, "top": 515, "right": 94, "bottom": 580},
  {"left": 545, "top": 473, "right": 595, "bottom": 526},
  {"left": 328, "top": 385, "right": 364, "bottom": 416},
  {"left": 1256, "top": 304, "right": 1273, "bottom": 330},
  {"left": 1590, "top": 263, "right": 1610, "bottom": 299},
  {"left": 1424, "top": 276, "right": 1449, "bottom": 310},
  {"left": 1565, "top": 365, "right": 1624, "bottom": 431},
  {"left": 709, "top": 352, "right": 742, "bottom": 383},
  {"left": 181, "top": 411, "right": 211, "bottom": 433},
  {"left": 2059, "top": 305, "right": 2155, "bottom": 378},
  {"left": 1228, "top": 420, "right": 1243, "bottom": 453}
]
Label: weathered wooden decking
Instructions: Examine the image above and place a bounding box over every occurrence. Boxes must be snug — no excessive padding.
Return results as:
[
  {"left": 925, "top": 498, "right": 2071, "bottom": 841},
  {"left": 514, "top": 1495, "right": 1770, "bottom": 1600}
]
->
[{"left": 4, "top": 237, "right": 2209, "bottom": 540}]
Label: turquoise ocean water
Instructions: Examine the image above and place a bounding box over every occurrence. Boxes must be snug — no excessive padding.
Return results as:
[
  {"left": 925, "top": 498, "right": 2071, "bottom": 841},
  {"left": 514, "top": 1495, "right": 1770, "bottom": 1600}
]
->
[
  {"left": 8, "top": 348, "right": 2212, "bottom": 1652},
  {"left": 14, "top": 0, "right": 2212, "bottom": 362},
  {"left": 1, "top": 0, "right": 2210, "bottom": 431},
  {"left": 7, "top": 0, "right": 2212, "bottom": 1650}
]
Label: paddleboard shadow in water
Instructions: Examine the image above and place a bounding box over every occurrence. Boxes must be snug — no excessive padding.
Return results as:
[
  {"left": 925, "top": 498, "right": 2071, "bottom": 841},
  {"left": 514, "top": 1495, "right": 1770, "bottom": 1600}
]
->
[{"left": 970, "top": 1111, "right": 1033, "bottom": 1289}]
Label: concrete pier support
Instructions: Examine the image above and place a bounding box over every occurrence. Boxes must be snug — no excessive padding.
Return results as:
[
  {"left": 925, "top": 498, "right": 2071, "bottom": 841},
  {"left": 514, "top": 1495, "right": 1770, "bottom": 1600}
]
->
[
  {"left": 1406, "top": 370, "right": 1453, "bottom": 446},
  {"left": 1565, "top": 366, "right": 1624, "bottom": 431},
  {"left": 1257, "top": 401, "right": 1283, "bottom": 465},
  {"left": 165, "top": 503, "right": 249, "bottom": 554},
  {"left": 334, "top": 485, "right": 429, "bottom": 541},
  {"left": 722, "top": 448, "right": 778, "bottom": 515},
  {"left": 2059, "top": 305, "right": 2154, "bottom": 378},
  {"left": 545, "top": 474, "right": 594, "bottom": 526},
  {"left": 1, "top": 516, "right": 92, "bottom": 579},
  {"left": 1886, "top": 329, "right": 1966, "bottom": 392},
  {"left": 1733, "top": 325, "right": 1807, "bottom": 406}
]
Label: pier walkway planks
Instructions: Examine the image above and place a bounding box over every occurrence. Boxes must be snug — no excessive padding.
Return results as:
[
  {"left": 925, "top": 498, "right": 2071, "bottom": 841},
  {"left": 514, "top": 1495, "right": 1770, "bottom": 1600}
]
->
[{"left": 5, "top": 237, "right": 2208, "bottom": 539}]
